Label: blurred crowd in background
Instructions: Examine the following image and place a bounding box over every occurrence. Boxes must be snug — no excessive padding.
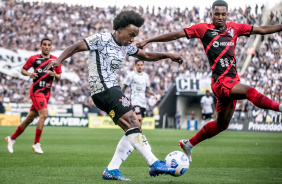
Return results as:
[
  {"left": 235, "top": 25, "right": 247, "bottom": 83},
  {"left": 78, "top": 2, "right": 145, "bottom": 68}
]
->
[{"left": 0, "top": 0, "right": 281, "bottom": 117}]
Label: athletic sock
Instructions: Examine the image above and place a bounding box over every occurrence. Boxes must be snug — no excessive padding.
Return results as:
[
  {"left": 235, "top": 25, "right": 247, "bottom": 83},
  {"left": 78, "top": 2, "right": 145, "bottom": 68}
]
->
[
  {"left": 107, "top": 135, "right": 134, "bottom": 170},
  {"left": 189, "top": 120, "right": 228, "bottom": 146},
  {"left": 246, "top": 87, "right": 279, "bottom": 111},
  {"left": 11, "top": 126, "right": 25, "bottom": 140},
  {"left": 34, "top": 129, "right": 42, "bottom": 144},
  {"left": 126, "top": 128, "right": 158, "bottom": 166}
]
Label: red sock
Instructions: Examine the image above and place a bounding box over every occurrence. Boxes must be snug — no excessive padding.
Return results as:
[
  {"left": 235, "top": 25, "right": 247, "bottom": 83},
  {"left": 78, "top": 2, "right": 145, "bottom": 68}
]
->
[
  {"left": 34, "top": 129, "right": 42, "bottom": 144},
  {"left": 246, "top": 87, "right": 279, "bottom": 111},
  {"left": 189, "top": 120, "right": 228, "bottom": 146},
  {"left": 11, "top": 126, "right": 25, "bottom": 140}
]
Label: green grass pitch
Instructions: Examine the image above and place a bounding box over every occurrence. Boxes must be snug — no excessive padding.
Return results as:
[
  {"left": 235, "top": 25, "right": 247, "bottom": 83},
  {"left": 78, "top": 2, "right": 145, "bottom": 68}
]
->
[{"left": 1, "top": 126, "right": 282, "bottom": 184}]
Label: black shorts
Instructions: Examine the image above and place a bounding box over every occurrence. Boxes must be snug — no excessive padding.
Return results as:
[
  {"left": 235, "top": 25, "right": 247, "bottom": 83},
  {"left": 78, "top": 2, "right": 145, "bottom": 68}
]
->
[
  {"left": 132, "top": 105, "right": 146, "bottom": 118},
  {"left": 91, "top": 86, "right": 132, "bottom": 124},
  {"left": 202, "top": 113, "right": 213, "bottom": 120}
]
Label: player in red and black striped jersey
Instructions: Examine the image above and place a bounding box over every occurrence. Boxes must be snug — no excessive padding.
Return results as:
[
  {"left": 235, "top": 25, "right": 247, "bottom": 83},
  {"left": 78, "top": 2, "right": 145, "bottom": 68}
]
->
[
  {"left": 137, "top": 0, "right": 282, "bottom": 163},
  {"left": 6, "top": 38, "right": 62, "bottom": 154}
]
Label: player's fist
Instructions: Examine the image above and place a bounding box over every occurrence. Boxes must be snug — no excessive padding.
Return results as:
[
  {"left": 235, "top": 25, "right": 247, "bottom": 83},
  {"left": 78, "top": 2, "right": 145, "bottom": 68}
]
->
[
  {"left": 167, "top": 53, "right": 183, "bottom": 64},
  {"left": 136, "top": 41, "right": 148, "bottom": 49},
  {"left": 29, "top": 73, "right": 38, "bottom": 79}
]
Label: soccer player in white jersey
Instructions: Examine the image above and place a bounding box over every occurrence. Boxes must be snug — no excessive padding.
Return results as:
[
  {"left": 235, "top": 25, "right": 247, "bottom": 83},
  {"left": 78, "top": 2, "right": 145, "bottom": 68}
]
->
[
  {"left": 44, "top": 10, "right": 183, "bottom": 181},
  {"left": 200, "top": 90, "right": 216, "bottom": 128},
  {"left": 122, "top": 60, "right": 158, "bottom": 124}
]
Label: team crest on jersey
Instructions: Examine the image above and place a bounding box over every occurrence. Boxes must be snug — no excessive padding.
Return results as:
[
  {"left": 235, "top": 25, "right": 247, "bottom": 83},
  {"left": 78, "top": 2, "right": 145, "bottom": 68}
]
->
[
  {"left": 109, "top": 110, "right": 115, "bottom": 118},
  {"left": 227, "top": 27, "right": 234, "bottom": 37},
  {"left": 119, "top": 97, "right": 130, "bottom": 107}
]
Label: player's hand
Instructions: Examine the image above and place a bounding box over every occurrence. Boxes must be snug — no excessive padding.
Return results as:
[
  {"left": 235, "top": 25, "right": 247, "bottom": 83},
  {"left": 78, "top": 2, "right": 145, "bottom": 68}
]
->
[
  {"left": 136, "top": 41, "right": 148, "bottom": 49},
  {"left": 44, "top": 60, "right": 60, "bottom": 71},
  {"left": 29, "top": 73, "right": 38, "bottom": 79},
  {"left": 48, "top": 70, "right": 57, "bottom": 77},
  {"left": 167, "top": 53, "right": 183, "bottom": 65}
]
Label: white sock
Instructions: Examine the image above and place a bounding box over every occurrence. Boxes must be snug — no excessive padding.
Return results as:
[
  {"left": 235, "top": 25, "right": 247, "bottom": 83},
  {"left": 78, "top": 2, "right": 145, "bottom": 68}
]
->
[
  {"left": 127, "top": 133, "right": 158, "bottom": 166},
  {"left": 279, "top": 104, "right": 282, "bottom": 112},
  {"left": 107, "top": 135, "right": 134, "bottom": 170}
]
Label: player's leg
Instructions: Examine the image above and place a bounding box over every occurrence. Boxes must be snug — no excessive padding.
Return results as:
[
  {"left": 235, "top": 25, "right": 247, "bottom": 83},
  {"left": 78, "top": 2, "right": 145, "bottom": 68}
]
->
[
  {"left": 201, "top": 113, "right": 206, "bottom": 128},
  {"left": 5, "top": 109, "right": 38, "bottom": 153},
  {"left": 117, "top": 111, "right": 176, "bottom": 176},
  {"left": 230, "top": 83, "right": 281, "bottom": 111},
  {"left": 32, "top": 107, "right": 48, "bottom": 154},
  {"left": 133, "top": 106, "right": 144, "bottom": 124},
  {"left": 180, "top": 109, "right": 233, "bottom": 162}
]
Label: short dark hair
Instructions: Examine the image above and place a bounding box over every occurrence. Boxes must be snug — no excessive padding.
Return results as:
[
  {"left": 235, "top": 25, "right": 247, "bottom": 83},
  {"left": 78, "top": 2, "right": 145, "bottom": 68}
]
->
[
  {"left": 113, "top": 10, "right": 145, "bottom": 30},
  {"left": 40, "top": 38, "right": 52, "bottom": 45},
  {"left": 135, "top": 60, "right": 144, "bottom": 65},
  {"left": 212, "top": 0, "right": 228, "bottom": 10}
]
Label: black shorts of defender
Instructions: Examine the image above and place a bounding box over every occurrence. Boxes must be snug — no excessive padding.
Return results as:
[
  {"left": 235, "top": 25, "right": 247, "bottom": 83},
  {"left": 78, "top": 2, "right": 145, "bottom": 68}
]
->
[
  {"left": 202, "top": 113, "right": 213, "bottom": 120},
  {"left": 132, "top": 105, "right": 146, "bottom": 118},
  {"left": 91, "top": 86, "right": 132, "bottom": 124}
]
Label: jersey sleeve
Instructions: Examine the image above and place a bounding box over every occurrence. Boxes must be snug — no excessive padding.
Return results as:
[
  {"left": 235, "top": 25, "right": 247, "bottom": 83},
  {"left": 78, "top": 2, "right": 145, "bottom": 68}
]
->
[
  {"left": 200, "top": 97, "right": 204, "bottom": 104},
  {"left": 126, "top": 45, "right": 139, "bottom": 56},
  {"left": 233, "top": 23, "right": 253, "bottom": 37},
  {"left": 84, "top": 33, "right": 103, "bottom": 51},
  {"left": 55, "top": 64, "right": 62, "bottom": 74},
  {"left": 23, "top": 56, "right": 35, "bottom": 70},
  {"left": 184, "top": 23, "right": 207, "bottom": 39},
  {"left": 124, "top": 72, "right": 133, "bottom": 86}
]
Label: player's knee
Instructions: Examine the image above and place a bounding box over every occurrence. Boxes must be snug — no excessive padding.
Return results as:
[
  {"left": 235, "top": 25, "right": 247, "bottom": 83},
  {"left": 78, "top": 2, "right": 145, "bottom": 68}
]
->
[{"left": 39, "top": 113, "right": 48, "bottom": 120}]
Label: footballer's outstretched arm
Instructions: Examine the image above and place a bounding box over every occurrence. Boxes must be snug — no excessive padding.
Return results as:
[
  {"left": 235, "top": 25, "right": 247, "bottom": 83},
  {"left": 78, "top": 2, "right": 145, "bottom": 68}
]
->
[
  {"left": 133, "top": 49, "right": 183, "bottom": 64},
  {"left": 44, "top": 41, "right": 88, "bottom": 70},
  {"left": 136, "top": 30, "right": 186, "bottom": 49},
  {"left": 251, "top": 24, "right": 282, "bottom": 35}
]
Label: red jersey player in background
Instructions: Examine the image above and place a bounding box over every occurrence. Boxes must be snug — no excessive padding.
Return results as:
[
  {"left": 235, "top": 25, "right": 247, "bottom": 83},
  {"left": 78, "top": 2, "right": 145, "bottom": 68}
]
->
[
  {"left": 137, "top": 0, "right": 282, "bottom": 163},
  {"left": 6, "top": 38, "right": 62, "bottom": 154}
]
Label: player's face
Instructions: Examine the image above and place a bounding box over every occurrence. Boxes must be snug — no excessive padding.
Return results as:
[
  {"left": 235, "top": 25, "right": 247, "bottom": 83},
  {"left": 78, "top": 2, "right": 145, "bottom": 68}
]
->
[
  {"left": 206, "top": 91, "right": 210, "bottom": 97},
  {"left": 40, "top": 40, "right": 52, "bottom": 57},
  {"left": 211, "top": 6, "right": 228, "bottom": 29},
  {"left": 118, "top": 24, "right": 139, "bottom": 46},
  {"left": 135, "top": 61, "right": 144, "bottom": 73}
]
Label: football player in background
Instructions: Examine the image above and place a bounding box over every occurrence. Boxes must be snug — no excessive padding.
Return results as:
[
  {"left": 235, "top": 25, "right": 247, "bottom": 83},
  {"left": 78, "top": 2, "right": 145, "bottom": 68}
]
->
[
  {"left": 122, "top": 60, "right": 158, "bottom": 124},
  {"left": 6, "top": 38, "right": 62, "bottom": 154}
]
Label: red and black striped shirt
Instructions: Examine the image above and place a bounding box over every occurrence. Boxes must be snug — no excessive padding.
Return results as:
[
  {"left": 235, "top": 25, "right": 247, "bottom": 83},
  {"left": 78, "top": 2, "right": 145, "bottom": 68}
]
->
[
  {"left": 23, "top": 54, "right": 62, "bottom": 95},
  {"left": 184, "top": 22, "right": 253, "bottom": 81}
]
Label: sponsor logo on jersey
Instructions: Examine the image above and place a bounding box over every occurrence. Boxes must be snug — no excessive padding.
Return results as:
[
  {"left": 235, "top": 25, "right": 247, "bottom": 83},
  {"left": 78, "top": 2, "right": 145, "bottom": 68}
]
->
[
  {"left": 109, "top": 110, "right": 115, "bottom": 118},
  {"left": 119, "top": 97, "right": 130, "bottom": 107},
  {"left": 36, "top": 60, "right": 42, "bottom": 64},
  {"left": 213, "top": 41, "right": 234, "bottom": 47}
]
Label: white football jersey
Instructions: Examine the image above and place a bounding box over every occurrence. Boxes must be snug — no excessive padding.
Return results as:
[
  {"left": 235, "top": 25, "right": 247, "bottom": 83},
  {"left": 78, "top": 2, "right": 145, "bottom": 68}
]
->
[
  {"left": 200, "top": 95, "right": 214, "bottom": 113},
  {"left": 84, "top": 33, "right": 139, "bottom": 95},
  {"left": 124, "top": 71, "right": 149, "bottom": 108}
]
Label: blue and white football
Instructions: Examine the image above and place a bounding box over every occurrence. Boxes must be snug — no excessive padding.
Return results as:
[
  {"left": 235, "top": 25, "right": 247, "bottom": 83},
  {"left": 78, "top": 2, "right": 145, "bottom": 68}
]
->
[{"left": 165, "top": 151, "right": 189, "bottom": 176}]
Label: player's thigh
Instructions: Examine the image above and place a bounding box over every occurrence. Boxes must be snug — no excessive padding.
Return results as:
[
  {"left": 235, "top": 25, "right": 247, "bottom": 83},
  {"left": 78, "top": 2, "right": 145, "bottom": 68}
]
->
[
  {"left": 30, "top": 93, "right": 48, "bottom": 111},
  {"left": 25, "top": 110, "right": 39, "bottom": 122},
  {"left": 216, "top": 108, "right": 235, "bottom": 125},
  {"left": 117, "top": 110, "right": 141, "bottom": 131},
  {"left": 230, "top": 83, "right": 251, "bottom": 100}
]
